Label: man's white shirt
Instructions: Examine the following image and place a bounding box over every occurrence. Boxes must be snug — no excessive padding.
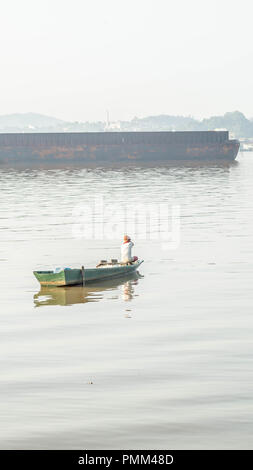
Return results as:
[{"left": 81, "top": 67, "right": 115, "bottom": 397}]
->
[{"left": 121, "top": 241, "right": 134, "bottom": 262}]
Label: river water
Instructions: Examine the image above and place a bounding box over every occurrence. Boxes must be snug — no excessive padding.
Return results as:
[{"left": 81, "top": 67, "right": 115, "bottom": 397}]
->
[{"left": 0, "top": 152, "right": 253, "bottom": 449}]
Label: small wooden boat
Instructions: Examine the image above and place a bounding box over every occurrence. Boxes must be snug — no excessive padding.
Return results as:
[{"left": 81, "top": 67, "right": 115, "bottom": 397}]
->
[{"left": 33, "top": 259, "right": 143, "bottom": 287}]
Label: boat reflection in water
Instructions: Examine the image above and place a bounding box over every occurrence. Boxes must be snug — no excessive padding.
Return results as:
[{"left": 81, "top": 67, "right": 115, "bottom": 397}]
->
[{"left": 33, "top": 271, "right": 143, "bottom": 307}]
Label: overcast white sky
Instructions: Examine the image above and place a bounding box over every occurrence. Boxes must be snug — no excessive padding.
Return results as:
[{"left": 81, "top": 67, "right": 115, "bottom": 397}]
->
[{"left": 0, "top": 0, "right": 252, "bottom": 122}]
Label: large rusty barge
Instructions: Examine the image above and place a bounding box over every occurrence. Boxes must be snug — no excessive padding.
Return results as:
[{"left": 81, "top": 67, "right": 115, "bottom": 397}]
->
[{"left": 0, "top": 130, "right": 239, "bottom": 166}]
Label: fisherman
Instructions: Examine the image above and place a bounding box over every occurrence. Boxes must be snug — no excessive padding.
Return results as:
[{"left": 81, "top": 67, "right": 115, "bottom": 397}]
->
[{"left": 121, "top": 235, "right": 138, "bottom": 263}]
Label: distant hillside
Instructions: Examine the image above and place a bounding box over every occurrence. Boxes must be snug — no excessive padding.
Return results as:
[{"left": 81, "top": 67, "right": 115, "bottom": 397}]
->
[
  {"left": 0, "top": 113, "right": 65, "bottom": 131},
  {"left": 123, "top": 111, "right": 253, "bottom": 137},
  {"left": 202, "top": 111, "right": 253, "bottom": 138},
  {"left": 0, "top": 111, "right": 252, "bottom": 137}
]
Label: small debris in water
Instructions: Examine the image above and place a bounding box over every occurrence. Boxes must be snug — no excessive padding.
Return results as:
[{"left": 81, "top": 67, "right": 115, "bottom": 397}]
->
[{"left": 125, "top": 310, "right": 132, "bottom": 318}]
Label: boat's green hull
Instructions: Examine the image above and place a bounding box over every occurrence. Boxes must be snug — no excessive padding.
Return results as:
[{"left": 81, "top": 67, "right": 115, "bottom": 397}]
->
[{"left": 33, "top": 261, "right": 143, "bottom": 287}]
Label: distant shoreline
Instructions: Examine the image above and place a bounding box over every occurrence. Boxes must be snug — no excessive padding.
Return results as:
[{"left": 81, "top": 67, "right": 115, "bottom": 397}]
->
[{"left": 0, "top": 111, "right": 253, "bottom": 139}]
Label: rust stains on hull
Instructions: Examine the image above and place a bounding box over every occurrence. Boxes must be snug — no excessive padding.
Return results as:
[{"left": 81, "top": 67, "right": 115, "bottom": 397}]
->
[{"left": 0, "top": 131, "right": 240, "bottom": 167}]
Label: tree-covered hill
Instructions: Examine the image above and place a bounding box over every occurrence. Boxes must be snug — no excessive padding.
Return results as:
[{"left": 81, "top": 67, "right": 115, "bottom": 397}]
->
[{"left": 124, "top": 111, "right": 253, "bottom": 137}]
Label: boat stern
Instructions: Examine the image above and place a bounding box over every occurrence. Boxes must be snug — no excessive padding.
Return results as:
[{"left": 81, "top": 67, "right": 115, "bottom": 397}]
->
[{"left": 33, "top": 270, "right": 67, "bottom": 287}]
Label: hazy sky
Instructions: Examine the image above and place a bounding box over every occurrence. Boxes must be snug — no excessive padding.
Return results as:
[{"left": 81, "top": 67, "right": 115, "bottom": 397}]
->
[{"left": 1, "top": 0, "right": 252, "bottom": 122}]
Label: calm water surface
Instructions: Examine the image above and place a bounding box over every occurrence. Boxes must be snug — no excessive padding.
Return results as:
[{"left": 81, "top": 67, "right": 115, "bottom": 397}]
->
[{"left": 0, "top": 152, "right": 253, "bottom": 449}]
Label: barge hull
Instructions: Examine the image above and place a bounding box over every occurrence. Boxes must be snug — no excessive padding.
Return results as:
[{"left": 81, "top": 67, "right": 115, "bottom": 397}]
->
[{"left": 0, "top": 131, "right": 240, "bottom": 166}]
